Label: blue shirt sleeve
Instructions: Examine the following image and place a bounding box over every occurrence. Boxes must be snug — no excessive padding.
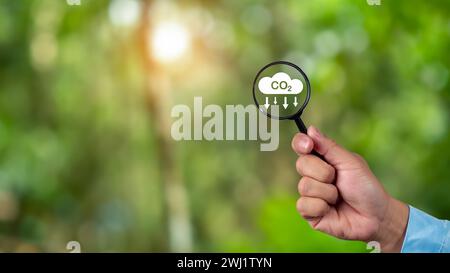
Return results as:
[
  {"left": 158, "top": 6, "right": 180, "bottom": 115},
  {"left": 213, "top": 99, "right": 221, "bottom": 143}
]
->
[{"left": 401, "top": 206, "right": 450, "bottom": 253}]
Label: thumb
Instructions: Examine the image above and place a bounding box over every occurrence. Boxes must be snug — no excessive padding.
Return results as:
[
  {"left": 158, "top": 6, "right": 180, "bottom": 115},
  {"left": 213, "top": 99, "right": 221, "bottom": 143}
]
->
[{"left": 307, "top": 126, "right": 355, "bottom": 167}]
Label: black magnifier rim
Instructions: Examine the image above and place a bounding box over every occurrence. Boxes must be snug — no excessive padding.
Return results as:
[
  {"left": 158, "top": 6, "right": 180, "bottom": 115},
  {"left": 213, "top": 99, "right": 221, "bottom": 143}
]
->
[{"left": 252, "top": 60, "right": 311, "bottom": 120}]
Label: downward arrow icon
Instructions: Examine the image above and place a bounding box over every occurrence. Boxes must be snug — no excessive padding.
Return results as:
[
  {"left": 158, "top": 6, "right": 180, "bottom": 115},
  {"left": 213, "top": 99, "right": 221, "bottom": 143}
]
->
[
  {"left": 264, "top": 97, "right": 270, "bottom": 109},
  {"left": 283, "top": 97, "right": 288, "bottom": 109},
  {"left": 273, "top": 97, "right": 277, "bottom": 105},
  {"left": 293, "top": 97, "right": 298, "bottom": 107}
]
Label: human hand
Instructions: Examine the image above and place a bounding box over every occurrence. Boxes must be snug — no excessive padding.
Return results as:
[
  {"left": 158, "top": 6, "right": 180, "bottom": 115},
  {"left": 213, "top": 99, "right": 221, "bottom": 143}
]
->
[{"left": 291, "top": 126, "right": 409, "bottom": 252}]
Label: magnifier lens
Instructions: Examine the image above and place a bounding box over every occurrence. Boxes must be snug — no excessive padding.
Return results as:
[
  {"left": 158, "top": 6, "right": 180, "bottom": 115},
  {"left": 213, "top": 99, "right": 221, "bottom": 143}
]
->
[{"left": 253, "top": 62, "right": 310, "bottom": 120}]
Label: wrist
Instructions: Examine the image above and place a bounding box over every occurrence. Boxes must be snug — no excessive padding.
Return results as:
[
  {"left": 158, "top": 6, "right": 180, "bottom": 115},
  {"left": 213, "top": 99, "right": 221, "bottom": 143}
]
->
[{"left": 373, "top": 197, "right": 409, "bottom": 252}]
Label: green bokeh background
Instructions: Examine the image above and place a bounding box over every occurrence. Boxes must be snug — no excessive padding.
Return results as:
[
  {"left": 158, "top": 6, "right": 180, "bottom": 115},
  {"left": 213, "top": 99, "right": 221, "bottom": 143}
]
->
[{"left": 0, "top": 0, "right": 448, "bottom": 252}]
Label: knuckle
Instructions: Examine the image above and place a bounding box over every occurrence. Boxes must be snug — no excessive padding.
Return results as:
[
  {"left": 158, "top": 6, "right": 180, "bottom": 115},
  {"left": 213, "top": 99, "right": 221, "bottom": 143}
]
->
[
  {"left": 296, "top": 198, "right": 308, "bottom": 216},
  {"left": 324, "top": 140, "right": 339, "bottom": 156},
  {"left": 318, "top": 200, "right": 329, "bottom": 215},
  {"left": 353, "top": 152, "right": 368, "bottom": 165},
  {"left": 299, "top": 178, "right": 311, "bottom": 195},
  {"left": 297, "top": 180, "right": 301, "bottom": 194},
  {"left": 327, "top": 139, "right": 338, "bottom": 151},
  {"left": 295, "top": 157, "right": 302, "bottom": 174},
  {"left": 325, "top": 165, "right": 336, "bottom": 182},
  {"left": 329, "top": 139, "right": 338, "bottom": 149},
  {"left": 291, "top": 134, "right": 300, "bottom": 151},
  {"left": 329, "top": 185, "right": 339, "bottom": 203},
  {"left": 296, "top": 198, "right": 304, "bottom": 213},
  {"left": 296, "top": 156, "right": 308, "bottom": 174},
  {"left": 295, "top": 157, "right": 302, "bottom": 171}
]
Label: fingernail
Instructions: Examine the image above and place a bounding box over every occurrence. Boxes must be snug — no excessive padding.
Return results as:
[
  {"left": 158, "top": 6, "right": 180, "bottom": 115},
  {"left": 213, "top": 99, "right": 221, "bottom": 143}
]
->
[
  {"left": 310, "top": 126, "right": 322, "bottom": 139},
  {"left": 298, "top": 137, "right": 309, "bottom": 150}
]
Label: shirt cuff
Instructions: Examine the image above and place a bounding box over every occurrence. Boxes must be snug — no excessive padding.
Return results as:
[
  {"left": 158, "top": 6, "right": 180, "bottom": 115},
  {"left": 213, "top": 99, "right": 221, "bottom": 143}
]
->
[{"left": 401, "top": 206, "right": 449, "bottom": 253}]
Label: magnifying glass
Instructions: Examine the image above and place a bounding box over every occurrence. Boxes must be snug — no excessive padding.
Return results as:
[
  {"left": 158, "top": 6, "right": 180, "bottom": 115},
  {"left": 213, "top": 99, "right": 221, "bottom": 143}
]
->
[{"left": 252, "top": 61, "right": 322, "bottom": 157}]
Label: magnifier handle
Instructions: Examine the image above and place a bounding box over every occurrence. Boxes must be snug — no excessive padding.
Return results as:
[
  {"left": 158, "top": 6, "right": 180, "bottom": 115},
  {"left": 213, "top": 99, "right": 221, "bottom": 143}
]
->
[{"left": 294, "top": 118, "right": 324, "bottom": 159}]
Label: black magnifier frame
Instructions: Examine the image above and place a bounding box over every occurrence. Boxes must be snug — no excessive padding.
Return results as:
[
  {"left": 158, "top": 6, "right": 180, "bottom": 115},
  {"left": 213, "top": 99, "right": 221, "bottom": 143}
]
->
[
  {"left": 252, "top": 60, "right": 323, "bottom": 158},
  {"left": 252, "top": 60, "right": 311, "bottom": 134}
]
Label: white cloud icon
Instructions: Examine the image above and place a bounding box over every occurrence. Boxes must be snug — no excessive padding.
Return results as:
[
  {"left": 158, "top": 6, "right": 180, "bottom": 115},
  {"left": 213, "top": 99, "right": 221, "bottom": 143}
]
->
[{"left": 258, "top": 72, "right": 303, "bottom": 95}]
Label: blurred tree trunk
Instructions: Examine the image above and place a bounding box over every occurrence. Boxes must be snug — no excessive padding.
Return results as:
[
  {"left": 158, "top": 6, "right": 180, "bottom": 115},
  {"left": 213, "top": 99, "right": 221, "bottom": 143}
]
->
[{"left": 138, "top": 0, "right": 192, "bottom": 252}]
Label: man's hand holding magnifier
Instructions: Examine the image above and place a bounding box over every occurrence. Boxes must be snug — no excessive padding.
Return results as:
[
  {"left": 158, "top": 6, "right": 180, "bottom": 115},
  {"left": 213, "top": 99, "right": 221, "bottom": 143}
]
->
[
  {"left": 254, "top": 61, "right": 448, "bottom": 253},
  {"left": 292, "top": 126, "right": 410, "bottom": 252}
]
